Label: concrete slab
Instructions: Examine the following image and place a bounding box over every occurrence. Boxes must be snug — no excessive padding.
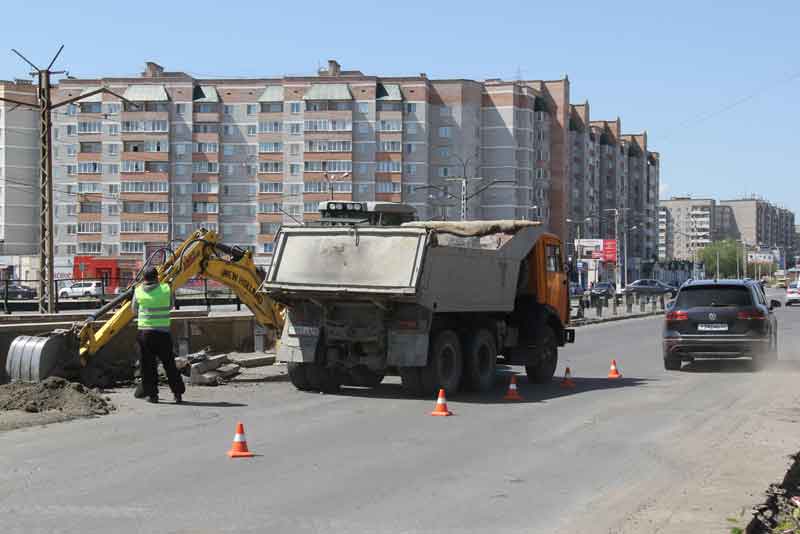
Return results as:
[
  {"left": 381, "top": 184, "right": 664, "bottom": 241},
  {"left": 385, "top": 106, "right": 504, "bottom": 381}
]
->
[{"left": 226, "top": 352, "right": 276, "bottom": 368}]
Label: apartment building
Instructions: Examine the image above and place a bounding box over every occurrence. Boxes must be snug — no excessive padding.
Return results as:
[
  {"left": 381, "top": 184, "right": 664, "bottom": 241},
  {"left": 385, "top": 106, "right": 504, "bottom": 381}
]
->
[
  {"left": 658, "top": 197, "right": 716, "bottom": 262},
  {"left": 0, "top": 80, "right": 39, "bottom": 257},
  {"left": 718, "top": 197, "right": 796, "bottom": 251},
  {"left": 567, "top": 110, "right": 659, "bottom": 279}
]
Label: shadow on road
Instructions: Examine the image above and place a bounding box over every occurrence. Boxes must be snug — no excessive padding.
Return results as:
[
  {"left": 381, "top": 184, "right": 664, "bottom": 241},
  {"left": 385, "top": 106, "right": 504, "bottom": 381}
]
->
[
  {"left": 680, "top": 358, "right": 800, "bottom": 373},
  {"left": 174, "top": 400, "right": 248, "bottom": 408},
  {"left": 337, "top": 374, "right": 651, "bottom": 405}
]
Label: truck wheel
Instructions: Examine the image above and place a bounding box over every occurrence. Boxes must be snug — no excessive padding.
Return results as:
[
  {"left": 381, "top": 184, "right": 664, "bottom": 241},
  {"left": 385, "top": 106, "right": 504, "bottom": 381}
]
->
[
  {"left": 399, "top": 367, "right": 425, "bottom": 396},
  {"left": 421, "top": 329, "right": 463, "bottom": 395},
  {"left": 347, "top": 366, "right": 385, "bottom": 388},
  {"left": 525, "top": 325, "right": 557, "bottom": 384},
  {"left": 463, "top": 329, "right": 497, "bottom": 392},
  {"left": 305, "top": 363, "right": 341, "bottom": 393},
  {"left": 287, "top": 363, "right": 313, "bottom": 391}
]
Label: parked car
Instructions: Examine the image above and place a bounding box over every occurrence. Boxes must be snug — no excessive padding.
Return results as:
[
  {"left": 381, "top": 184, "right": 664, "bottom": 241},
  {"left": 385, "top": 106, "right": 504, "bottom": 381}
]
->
[
  {"left": 624, "top": 279, "right": 677, "bottom": 298},
  {"left": 59, "top": 281, "right": 103, "bottom": 299},
  {"left": 0, "top": 283, "right": 37, "bottom": 300},
  {"left": 787, "top": 282, "right": 800, "bottom": 307},
  {"left": 590, "top": 281, "right": 616, "bottom": 298},
  {"left": 569, "top": 282, "right": 584, "bottom": 297},
  {"left": 662, "top": 279, "right": 780, "bottom": 370}
]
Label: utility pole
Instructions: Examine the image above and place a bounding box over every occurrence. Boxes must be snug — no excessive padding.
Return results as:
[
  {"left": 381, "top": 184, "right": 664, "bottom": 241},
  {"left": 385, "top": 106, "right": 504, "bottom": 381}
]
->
[{"left": 0, "top": 46, "right": 129, "bottom": 313}]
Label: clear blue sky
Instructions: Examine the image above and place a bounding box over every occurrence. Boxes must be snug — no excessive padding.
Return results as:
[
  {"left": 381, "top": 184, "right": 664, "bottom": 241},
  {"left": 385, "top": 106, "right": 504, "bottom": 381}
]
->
[{"left": 2, "top": 0, "right": 798, "bottom": 214}]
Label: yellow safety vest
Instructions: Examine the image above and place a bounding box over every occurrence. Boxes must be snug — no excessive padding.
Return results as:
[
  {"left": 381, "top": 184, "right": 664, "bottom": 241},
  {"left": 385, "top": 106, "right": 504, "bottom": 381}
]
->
[{"left": 135, "top": 283, "right": 171, "bottom": 329}]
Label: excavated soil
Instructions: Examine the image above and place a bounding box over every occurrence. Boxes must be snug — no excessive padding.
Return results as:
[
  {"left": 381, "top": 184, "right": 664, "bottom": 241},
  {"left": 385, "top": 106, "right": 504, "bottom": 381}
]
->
[{"left": 0, "top": 377, "right": 114, "bottom": 431}]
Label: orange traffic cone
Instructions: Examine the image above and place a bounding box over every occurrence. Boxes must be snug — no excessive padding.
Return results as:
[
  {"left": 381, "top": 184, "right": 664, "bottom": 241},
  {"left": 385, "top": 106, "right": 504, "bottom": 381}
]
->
[
  {"left": 430, "top": 389, "right": 453, "bottom": 416},
  {"left": 560, "top": 367, "right": 576, "bottom": 389},
  {"left": 503, "top": 375, "right": 523, "bottom": 400},
  {"left": 608, "top": 359, "right": 622, "bottom": 379},
  {"left": 227, "top": 422, "right": 254, "bottom": 458}
]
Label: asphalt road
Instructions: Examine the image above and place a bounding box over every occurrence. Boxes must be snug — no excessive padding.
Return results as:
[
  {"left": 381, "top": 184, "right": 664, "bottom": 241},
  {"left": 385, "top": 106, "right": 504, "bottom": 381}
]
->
[{"left": 2, "top": 291, "right": 800, "bottom": 534}]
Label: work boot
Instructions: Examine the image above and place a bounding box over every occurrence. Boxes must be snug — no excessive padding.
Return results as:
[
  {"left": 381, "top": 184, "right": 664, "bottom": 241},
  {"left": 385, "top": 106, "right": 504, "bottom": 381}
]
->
[
  {"left": 146, "top": 396, "right": 159, "bottom": 404},
  {"left": 133, "top": 383, "right": 146, "bottom": 399},
  {"left": 174, "top": 393, "right": 183, "bottom": 404}
]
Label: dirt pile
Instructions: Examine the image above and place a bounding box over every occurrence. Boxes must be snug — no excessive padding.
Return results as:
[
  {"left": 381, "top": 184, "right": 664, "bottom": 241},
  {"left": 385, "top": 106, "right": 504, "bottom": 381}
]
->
[{"left": 0, "top": 376, "right": 114, "bottom": 416}]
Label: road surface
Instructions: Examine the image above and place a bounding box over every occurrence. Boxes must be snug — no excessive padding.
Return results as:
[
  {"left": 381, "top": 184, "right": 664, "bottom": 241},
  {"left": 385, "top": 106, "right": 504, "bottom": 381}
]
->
[{"left": 2, "top": 293, "right": 800, "bottom": 533}]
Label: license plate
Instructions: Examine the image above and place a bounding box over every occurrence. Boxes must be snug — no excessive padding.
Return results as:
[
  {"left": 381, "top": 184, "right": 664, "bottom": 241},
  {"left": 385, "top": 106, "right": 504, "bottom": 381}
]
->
[
  {"left": 698, "top": 323, "right": 728, "bottom": 332},
  {"left": 289, "top": 325, "right": 320, "bottom": 337}
]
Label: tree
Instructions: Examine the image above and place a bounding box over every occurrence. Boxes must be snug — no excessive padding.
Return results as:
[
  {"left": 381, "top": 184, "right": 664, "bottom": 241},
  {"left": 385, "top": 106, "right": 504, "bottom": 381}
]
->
[{"left": 698, "top": 240, "right": 745, "bottom": 279}]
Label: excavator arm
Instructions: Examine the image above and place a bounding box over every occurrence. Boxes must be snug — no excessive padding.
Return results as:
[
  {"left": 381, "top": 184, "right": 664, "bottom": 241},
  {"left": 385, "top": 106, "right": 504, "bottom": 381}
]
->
[{"left": 6, "top": 229, "right": 285, "bottom": 381}]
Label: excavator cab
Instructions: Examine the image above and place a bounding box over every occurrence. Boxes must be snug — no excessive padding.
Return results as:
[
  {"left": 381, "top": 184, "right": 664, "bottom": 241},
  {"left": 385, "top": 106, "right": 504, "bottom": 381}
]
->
[{"left": 317, "top": 201, "right": 416, "bottom": 227}]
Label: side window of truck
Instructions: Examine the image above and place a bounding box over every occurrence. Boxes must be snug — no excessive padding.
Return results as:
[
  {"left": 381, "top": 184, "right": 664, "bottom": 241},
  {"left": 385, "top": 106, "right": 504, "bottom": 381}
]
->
[{"left": 545, "top": 245, "right": 562, "bottom": 272}]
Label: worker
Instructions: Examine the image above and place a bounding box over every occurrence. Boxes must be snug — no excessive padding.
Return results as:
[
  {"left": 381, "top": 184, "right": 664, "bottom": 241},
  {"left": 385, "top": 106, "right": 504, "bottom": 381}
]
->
[{"left": 132, "top": 266, "right": 185, "bottom": 404}]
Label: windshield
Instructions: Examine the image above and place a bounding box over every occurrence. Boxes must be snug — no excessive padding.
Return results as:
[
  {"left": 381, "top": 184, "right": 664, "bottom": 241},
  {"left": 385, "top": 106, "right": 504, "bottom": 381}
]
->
[{"left": 675, "top": 286, "right": 753, "bottom": 308}]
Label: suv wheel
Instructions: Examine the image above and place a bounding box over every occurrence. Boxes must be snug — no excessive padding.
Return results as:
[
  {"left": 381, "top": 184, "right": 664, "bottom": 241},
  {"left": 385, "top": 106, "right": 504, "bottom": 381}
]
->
[{"left": 59, "top": 291, "right": 68, "bottom": 299}]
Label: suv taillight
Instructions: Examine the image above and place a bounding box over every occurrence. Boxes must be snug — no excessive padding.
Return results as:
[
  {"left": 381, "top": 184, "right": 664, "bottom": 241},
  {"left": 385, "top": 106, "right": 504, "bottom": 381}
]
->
[
  {"left": 736, "top": 310, "right": 765, "bottom": 320},
  {"left": 666, "top": 310, "right": 688, "bottom": 321}
]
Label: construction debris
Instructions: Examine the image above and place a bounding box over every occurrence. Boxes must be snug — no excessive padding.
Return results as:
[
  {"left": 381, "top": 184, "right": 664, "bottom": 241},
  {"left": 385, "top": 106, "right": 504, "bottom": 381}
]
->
[{"left": 226, "top": 352, "right": 276, "bottom": 368}]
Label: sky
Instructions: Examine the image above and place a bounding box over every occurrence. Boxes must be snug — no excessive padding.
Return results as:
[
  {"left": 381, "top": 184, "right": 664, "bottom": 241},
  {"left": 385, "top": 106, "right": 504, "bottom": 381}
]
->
[{"left": 2, "top": 0, "right": 798, "bottom": 214}]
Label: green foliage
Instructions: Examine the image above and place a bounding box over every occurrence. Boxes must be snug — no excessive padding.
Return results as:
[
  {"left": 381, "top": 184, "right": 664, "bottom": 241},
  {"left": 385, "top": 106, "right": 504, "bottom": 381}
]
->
[{"left": 699, "top": 240, "right": 746, "bottom": 279}]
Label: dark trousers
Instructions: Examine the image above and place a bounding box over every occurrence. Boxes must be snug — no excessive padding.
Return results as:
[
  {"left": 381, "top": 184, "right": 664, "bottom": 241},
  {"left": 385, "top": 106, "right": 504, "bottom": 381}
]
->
[{"left": 137, "top": 330, "right": 185, "bottom": 398}]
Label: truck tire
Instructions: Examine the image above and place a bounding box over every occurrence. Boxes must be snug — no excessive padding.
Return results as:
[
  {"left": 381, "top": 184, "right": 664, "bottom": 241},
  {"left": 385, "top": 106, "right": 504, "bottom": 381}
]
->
[
  {"left": 399, "top": 367, "right": 425, "bottom": 396},
  {"left": 305, "top": 363, "right": 341, "bottom": 393},
  {"left": 287, "top": 363, "right": 313, "bottom": 391},
  {"left": 421, "top": 329, "right": 463, "bottom": 395},
  {"left": 525, "top": 325, "right": 558, "bottom": 384},
  {"left": 462, "top": 329, "right": 497, "bottom": 392}
]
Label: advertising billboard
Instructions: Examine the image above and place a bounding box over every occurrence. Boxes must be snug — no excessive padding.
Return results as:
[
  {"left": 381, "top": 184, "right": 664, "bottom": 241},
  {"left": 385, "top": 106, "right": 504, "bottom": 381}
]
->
[{"left": 576, "top": 239, "right": 617, "bottom": 263}]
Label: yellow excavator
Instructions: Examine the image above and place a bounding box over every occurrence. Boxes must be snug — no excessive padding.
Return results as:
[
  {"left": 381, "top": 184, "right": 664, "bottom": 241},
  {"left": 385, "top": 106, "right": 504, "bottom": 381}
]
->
[{"left": 5, "top": 229, "right": 285, "bottom": 382}]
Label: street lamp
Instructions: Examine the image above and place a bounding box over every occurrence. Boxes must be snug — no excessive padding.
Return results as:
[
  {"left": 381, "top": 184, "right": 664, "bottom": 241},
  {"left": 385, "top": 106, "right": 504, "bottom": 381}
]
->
[
  {"left": 322, "top": 171, "right": 351, "bottom": 201},
  {"left": 413, "top": 185, "right": 458, "bottom": 221}
]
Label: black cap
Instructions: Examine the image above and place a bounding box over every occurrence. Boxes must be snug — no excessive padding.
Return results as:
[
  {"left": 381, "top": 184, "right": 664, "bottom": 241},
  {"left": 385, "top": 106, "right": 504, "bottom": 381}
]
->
[{"left": 143, "top": 267, "right": 158, "bottom": 283}]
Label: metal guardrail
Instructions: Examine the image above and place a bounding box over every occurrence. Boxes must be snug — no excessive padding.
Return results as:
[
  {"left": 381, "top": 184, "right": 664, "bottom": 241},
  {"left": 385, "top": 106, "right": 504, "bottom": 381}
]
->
[{"left": 570, "top": 292, "right": 667, "bottom": 321}]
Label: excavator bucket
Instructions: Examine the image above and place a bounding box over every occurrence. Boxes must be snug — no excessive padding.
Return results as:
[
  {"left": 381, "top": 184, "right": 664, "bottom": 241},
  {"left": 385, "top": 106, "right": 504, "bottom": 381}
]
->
[{"left": 5, "top": 333, "right": 76, "bottom": 383}]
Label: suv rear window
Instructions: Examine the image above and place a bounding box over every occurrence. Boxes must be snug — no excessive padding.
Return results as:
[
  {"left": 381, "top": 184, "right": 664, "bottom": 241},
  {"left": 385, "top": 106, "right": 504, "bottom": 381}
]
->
[{"left": 675, "top": 285, "right": 753, "bottom": 308}]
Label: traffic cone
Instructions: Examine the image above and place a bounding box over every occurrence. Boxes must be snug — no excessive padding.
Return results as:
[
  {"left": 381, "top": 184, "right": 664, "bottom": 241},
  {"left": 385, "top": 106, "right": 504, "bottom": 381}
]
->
[
  {"left": 503, "top": 375, "right": 523, "bottom": 400},
  {"left": 430, "top": 389, "right": 453, "bottom": 416},
  {"left": 560, "top": 367, "right": 576, "bottom": 389},
  {"left": 227, "top": 422, "right": 254, "bottom": 458},
  {"left": 608, "top": 359, "right": 622, "bottom": 379}
]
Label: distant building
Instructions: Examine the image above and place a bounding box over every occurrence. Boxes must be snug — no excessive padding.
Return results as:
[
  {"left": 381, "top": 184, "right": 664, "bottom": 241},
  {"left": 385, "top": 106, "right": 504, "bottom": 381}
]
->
[{"left": 657, "top": 197, "right": 716, "bottom": 262}]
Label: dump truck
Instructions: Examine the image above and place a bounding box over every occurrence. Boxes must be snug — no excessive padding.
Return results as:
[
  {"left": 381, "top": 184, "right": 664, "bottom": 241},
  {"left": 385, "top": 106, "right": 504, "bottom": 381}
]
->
[{"left": 262, "top": 219, "right": 575, "bottom": 395}]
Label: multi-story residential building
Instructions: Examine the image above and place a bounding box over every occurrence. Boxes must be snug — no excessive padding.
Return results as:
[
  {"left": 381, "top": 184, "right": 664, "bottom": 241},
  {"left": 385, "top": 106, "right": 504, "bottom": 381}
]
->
[
  {"left": 658, "top": 197, "right": 716, "bottom": 262},
  {"left": 717, "top": 197, "right": 795, "bottom": 252},
  {"left": 29, "top": 60, "right": 656, "bottom": 276},
  {"left": 0, "top": 80, "right": 39, "bottom": 257}
]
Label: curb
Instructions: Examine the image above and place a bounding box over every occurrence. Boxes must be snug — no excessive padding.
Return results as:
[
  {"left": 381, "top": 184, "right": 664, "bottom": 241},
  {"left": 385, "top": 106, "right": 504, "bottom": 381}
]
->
[{"left": 572, "top": 310, "right": 664, "bottom": 327}]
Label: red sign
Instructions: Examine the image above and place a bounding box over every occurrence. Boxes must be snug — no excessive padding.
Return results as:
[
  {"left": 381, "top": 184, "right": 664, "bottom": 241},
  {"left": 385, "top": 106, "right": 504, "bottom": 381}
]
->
[{"left": 602, "top": 240, "right": 618, "bottom": 263}]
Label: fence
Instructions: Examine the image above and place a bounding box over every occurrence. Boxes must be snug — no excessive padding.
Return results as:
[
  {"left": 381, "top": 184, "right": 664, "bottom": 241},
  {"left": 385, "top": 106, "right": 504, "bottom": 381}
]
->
[
  {"left": 570, "top": 291, "right": 667, "bottom": 321},
  {"left": 0, "top": 277, "right": 246, "bottom": 315}
]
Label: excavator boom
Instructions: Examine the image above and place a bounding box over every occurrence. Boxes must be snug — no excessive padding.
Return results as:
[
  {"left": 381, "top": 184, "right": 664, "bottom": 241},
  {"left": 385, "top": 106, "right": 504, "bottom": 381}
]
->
[{"left": 5, "top": 230, "right": 285, "bottom": 382}]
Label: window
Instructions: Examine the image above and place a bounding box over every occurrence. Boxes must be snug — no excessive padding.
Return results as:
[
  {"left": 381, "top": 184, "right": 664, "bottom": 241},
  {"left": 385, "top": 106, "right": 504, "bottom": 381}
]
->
[
  {"left": 259, "top": 182, "right": 283, "bottom": 193},
  {"left": 120, "top": 181, "right": 169, "bottom": 193},
  {"left": 64, "top": 224, "right": 77, "bottom": 235},
  {"left": 191, "top": 182, "right": 218, "bottom": 194},
  {"left": 77, "top": 222, "right": 102, "bottom": 233},
  {"left": 258, "top": 202, "right": 281, "bottom": 213},
  {"left": 535, "top": 111, "right": 546, "bottom": 121},
  {"left": 106, "top": 204, "right": 119, "bottom": 216},
  {"left": 78, "top": 162, "right": 102, "bottom": 174},
  {"left": 149, "top": 222, "right": 168, "bottom": 233},
  {"left": 105, "top": 143, "right": 120, "bottom": 156},
  {"left": 192, "top": 161, "right": 219, "bottom": 174},
  {"left": 122, "top": 160, "right": 146, "bottom": 173},
  {"left": 357, "top": 102, "right": 369, "bottom": 113},
  {"left": 290, "top": 102, "right": 301, "bottom": 114},
  {"left": 192, "top": 123, "right": 218, "bottom": 134},
  {"left": 438, "top": 146, "right": 450, "bottom": 158},
  {"left": 223, "top": 145, "right": 235, "bottom": 156},
  {"left": 379, "top": 141, "right": 402, "bottom": 152},
  {"left": 192, "top": 201, "right": 218, "bottom": 214},
  {"left": 195, "top": 103, "right": 217, "bottom": 113},
  {"left": 357, "top": 184, "right": 370, "bottom": 194},
  {"left": 223, "top": 125, "right": 234, "bottom": 136},
  {"left": 377, "top": 161, "right": 401, "bottom": 173},
  {"left": 78, "top": 121, "right": 102, "bottom": 134},
  {"left": 438, "top": 166, "right": 450, "bottom": 178},
  {"left": 246, "top": 104, "right": 258, "bottom": 115},
  {"left": 66, "top": 164, "right": 77, "bottom": 175},
  {"left": 403, "top": 163, "right": 417, "bottom": 176},
  {"left": 438, "top": 127, "right": 451, "bottom": 138},
  {"left": 193, "top": 142, "right": 218, "bottom": 153},
  {"left": 258, "top": 121, "right": 282, "bottom": 133},
  {"left": 246, "top": 125, "right": 257, "bottom": 136},
  {"left": 545, "top": 245, "right": 562, "bottom": 272},
  {"left": 175, "top": 165, "right": 186, "bottom": 176},
  {"left": 377, "top": 102, "right": 401, "bottom": 112},
  {"left": 404, "top": 143, "right": 414, "bottom": 154},
  {"left": 404, "top": 103, "right": 417, "bottom": 113},
  {"left": 303, "top": 160, "right": 351, "bottom": 172},
  {"left": 107, "top": 124, "right": 119, "bottom": 136},
  {"left": 262, "top": 243, "right": 274, "bottom": 254},
  {"left": 122, "top": 120, "right": 168, "bottom": 132},
  {"left": 175, "top": 103, "right": 186, "bottom": 115},
  {"left": 261, "top": 102, "right": 282, "bottom": 113},
  {"left": 78, "top": 242, "right": 102, "bottom": 254},
  {"left": 258, "top": 161, "right": 283, "bottom": 173},
  {"left": 305, "top": 140, "right": 352, "bottom": 152},
  {"left": 537, "top": 150, "right": 550, "bottom": 161},
  {"left": 258, "top": 142, "right": 283, "bottom": 153},
  {"left": 66, "top": 104, "right": 78, "bottom": 116},
  {"left": 122, "top": 201, "right": 168, "bottom": 213},
  {"left": 66, "top": 144, "right": 77, "bottom": 157},
  {"left": 289, "top": 143, "right": 301, "bottom": 156},
  {"left": 289, "top": 122, "right": 302, "bottom": 135},
  {"left": 376, "top": 182, "right": 401, "bottom": 193},
  {"left": 121, "top": 241, "right": 145, "bottom": 254},
  {"left": 303, "top": 202, "right": 318, "bottom": 213},
  {"left": 107, "top": 183, "right": 119, "bottom": 194},
  {"left": 79, "top": 201, "right": 102, "bottom": 213},
  {"left": 66, "top": 124, "right": 78, "bottom": 136},
  {"left": 223, "top": 105, "right": 234, "bottom": 115},
  {"left": 121, "top": 221, "right": 145, "bottom": 233},
  {"left": 77, "top": 182, "right": 101, "bottom": 193},
  {"left": 377, "top": 120, "right": 401, "bottom": 132},
  {"left": 358, "top": 123, "right": 369, "bottom": 134},
  {"left": 289, "top": 163, "right": 301, "bottom": 176}
]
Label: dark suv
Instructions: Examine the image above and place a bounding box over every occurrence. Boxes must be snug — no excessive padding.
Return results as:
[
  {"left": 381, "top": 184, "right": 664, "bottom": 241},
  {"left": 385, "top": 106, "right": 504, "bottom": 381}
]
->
[{"left": 662, "top": 279, "right": 780, "bottom": 370}]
